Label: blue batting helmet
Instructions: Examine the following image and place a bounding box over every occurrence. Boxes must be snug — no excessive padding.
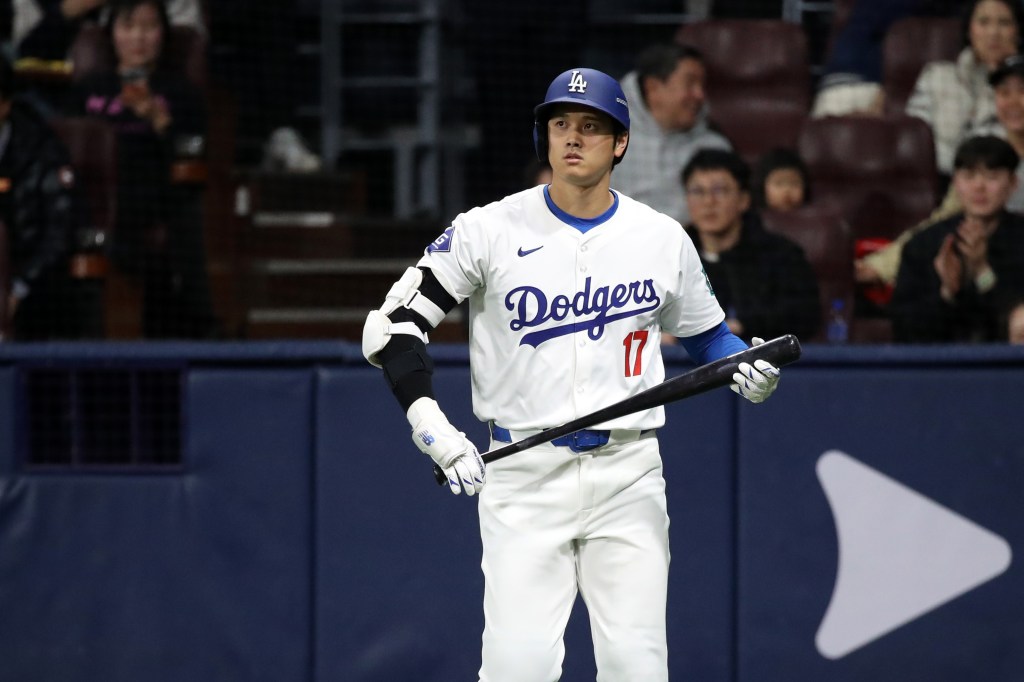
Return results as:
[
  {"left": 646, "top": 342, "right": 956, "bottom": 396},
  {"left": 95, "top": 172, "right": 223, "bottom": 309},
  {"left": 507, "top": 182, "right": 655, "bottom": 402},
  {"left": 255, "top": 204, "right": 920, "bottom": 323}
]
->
[{"left": 533, "top": 68, "right": 630, "bottom": 165}]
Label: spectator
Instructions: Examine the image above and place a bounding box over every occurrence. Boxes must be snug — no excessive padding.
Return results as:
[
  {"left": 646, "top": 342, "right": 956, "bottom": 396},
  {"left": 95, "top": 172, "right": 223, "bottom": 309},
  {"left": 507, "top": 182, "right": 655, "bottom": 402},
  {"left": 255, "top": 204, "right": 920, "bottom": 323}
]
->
[
  {"left": 680, "top": 149, "right": 820, "bottom": 344},
  {"left": 613, "top": 43, "right": 731, "bottom": 226},
  {"left": 752, "top": 147, "right": 811, "bottom": 213},
  {"left": 981, "top": 52, "right": 1024, "bottom": 207},
  {"left": 857, "top": 52, "right": 1024, "bottom": 288},
  {"left": 905, "top": 0, "right": 1024, "bottom": 177},
  {"left": 0, "top": 53, "right": 81, "bottom": 340},
  {"left": 811, "top": 0, "right": 929, "bottom": 118},
  {"left": 891, "top": 135, "right": 1024, "bottom": 343},
  {"left": 69, "top": 0, "right": 216, "bottom": 338},
  {"left": 1003, "top": 297, "right": 1024, "bottom": 342},
  {"left": 14, "top": 0, "right": 205, "bottom": 61}
]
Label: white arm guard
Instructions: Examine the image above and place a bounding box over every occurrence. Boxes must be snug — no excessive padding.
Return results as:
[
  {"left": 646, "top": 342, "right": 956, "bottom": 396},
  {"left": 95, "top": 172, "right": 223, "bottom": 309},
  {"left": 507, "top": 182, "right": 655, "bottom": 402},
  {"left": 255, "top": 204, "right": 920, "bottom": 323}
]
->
[
  {"left": 362, "top": 266, "right": 447, "bottom": 367},
  {"left": 362, "top": 310, "right": 426, "bottom": 368}
]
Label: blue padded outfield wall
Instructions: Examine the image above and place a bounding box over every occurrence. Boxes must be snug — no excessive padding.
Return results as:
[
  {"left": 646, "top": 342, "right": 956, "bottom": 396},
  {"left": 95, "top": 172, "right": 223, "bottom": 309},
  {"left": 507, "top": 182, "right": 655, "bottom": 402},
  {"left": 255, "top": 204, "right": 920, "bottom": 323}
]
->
[{"left": 0, "top": 342, "right": 1021, "bottom": 681}]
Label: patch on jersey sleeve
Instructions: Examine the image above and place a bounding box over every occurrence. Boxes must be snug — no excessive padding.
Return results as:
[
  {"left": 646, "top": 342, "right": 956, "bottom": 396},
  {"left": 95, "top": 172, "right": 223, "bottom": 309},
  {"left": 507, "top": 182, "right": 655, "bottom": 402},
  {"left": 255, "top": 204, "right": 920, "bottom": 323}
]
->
[
  {"left": 701, "top": 266, "right": 715, "bottom": 296},
  {"left": 426, "top": 226, "right": 455, "bottom": 254}
]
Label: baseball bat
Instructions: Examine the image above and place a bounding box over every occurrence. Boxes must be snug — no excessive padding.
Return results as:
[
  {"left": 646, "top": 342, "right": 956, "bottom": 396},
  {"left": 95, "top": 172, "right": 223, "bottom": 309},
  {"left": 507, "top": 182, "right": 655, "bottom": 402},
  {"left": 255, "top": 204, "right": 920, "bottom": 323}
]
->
[{"left": 433, "top": 333, "right": 802, "bottom": 486}]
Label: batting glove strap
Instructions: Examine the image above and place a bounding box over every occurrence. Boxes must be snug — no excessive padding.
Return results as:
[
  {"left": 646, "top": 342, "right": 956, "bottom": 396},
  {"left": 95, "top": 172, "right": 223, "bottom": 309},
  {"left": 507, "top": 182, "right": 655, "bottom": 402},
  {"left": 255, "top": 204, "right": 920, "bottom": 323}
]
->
[{"left": 406, "top": 397, "right": 486, "bottom": 495}]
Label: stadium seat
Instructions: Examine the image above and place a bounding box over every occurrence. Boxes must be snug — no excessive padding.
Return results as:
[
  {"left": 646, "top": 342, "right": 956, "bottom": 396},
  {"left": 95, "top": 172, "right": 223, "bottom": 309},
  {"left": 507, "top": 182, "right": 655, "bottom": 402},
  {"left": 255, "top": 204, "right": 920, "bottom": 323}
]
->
[
  {"left": 50, "top": 117, "right": 118, "bottom": 278},
  {"left": 882, "top": 16, "right": 962, "bottom": 115},
  {"left": 675, "top": 19, "right": 811, "bottom": 165},
  {"left": 796, "top": 114, "right": 938, "bottom": 242},
  {"left": 762, "top": 204, "right": 853, "bottom": 343},
  {"left": 49, "top": 116, "right": 141, "bottom": 337}
]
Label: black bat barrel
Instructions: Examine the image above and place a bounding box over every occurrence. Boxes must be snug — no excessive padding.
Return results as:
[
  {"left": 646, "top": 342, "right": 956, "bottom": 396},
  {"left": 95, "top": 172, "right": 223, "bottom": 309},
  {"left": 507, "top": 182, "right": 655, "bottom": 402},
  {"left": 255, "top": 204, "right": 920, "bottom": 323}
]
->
[{"left": 433, "top": 334, "right": 802, "bottom": 486}]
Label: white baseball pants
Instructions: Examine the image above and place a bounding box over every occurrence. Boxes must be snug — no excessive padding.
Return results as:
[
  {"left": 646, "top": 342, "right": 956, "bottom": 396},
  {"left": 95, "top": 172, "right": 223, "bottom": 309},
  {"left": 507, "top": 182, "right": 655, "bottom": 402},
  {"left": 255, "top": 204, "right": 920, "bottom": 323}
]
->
[{"left": 477, "top": 432, "right": 669, "bottom": 682}]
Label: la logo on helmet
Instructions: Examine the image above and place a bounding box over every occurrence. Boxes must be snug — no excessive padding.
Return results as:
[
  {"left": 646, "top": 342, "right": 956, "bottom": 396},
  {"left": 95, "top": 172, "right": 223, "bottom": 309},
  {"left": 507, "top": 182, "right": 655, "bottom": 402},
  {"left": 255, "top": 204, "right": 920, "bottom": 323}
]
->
[{"left": 568, "top": 70, "right": 587, "bottom": 93}]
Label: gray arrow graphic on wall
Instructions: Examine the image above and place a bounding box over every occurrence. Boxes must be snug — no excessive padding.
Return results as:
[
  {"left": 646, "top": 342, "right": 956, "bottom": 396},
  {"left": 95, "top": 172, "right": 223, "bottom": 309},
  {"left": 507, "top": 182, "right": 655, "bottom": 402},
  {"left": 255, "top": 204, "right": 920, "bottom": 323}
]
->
[{"left": 815, "top": 450, "right": 1012, "bottom": 660}]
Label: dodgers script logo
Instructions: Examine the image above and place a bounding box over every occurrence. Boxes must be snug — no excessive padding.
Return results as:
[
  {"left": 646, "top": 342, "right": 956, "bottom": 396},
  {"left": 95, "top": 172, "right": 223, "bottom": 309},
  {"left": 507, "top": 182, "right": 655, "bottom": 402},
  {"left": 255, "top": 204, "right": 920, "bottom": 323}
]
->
[
  {"left": 567, "top": 70, "right": 587, "bottom": 93},
  {"left": 426, "top": 226, "right": 454, "bottom": 254},
  {"left": 506, "top": 276, "right": 660, "bottom": 348}
]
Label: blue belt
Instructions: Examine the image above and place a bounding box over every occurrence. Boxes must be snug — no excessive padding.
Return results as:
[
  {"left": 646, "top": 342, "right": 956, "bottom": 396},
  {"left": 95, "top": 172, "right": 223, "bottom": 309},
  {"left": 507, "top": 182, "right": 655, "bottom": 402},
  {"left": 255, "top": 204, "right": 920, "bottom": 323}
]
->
[{"left": 490, "top": 423, "right": 611, "bottom": 453}]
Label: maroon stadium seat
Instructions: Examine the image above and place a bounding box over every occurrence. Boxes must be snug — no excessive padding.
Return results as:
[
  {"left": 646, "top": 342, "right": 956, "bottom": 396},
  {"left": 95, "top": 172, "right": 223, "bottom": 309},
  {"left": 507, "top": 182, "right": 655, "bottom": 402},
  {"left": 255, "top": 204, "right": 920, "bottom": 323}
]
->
[
  {"left": 882, "top": 16, "right": 962, "bottom": 115},
  {"left": 675, "top": 20, "right": 811, "bottom": 165},
  {"left": 50, "top": 117, "right": 118, "bottom": 270},
  {"left": 797, "top": 114, "right": 938, "bottom": 242},
  {"left": 762, "top": 204, "right": 853, "bottom": 343}
]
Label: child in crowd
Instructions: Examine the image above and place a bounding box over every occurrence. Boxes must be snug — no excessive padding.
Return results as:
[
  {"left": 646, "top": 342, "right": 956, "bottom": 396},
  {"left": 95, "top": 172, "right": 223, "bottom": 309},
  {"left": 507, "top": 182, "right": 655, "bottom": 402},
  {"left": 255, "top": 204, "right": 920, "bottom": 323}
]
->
[{"left": 752, "top": 147, "right": 811, "bottom": 213}]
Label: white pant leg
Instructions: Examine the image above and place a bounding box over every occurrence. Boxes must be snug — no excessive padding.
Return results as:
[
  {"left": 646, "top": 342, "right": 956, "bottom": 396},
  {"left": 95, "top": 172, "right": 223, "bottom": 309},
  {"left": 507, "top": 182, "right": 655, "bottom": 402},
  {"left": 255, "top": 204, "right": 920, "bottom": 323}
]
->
[
  {"left": 577, "top": 436, "right": 670, "bottom": 681},
  {"left": 477, "top": 443, "right": 580, "bottom": 682}
]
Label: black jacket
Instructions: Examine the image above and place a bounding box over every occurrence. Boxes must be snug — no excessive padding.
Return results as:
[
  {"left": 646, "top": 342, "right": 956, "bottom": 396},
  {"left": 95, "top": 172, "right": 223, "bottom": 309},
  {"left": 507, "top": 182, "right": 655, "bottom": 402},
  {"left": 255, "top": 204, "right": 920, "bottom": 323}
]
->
[
  {"left": 891, "top": 211, "right": 1024, "bottom": 342},
  {"left": 16, "top": 0, "right": 101, "bottom": 61},
  {"left": 685, "top": 212, "right": 821, "bottom": 342},
  {"left": 72, "top": 69, "right": 206, "bottom": 266},
  {"left": 0, "top": 99, "right": 75, "bottom": 295}
]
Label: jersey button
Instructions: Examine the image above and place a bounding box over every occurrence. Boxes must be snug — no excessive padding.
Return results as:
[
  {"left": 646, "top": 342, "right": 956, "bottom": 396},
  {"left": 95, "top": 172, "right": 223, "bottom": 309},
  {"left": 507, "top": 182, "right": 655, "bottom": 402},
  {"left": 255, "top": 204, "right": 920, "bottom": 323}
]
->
[
  {"left": 576, "top": 386, "right": 584, "bottom": 393},
  {"left": 580, "top": 245, "right": 588, "bottom": 252}
]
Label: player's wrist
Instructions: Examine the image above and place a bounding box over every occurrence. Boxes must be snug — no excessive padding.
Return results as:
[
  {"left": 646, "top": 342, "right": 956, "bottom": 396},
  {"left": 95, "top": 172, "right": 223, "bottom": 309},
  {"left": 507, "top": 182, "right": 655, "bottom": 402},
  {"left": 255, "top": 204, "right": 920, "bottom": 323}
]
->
[
  {"left": 406, "top": 396, "right": 443, "bottom": 429},
  {"left": 406, "top": 397, "right": 466, "bottom": 467}
]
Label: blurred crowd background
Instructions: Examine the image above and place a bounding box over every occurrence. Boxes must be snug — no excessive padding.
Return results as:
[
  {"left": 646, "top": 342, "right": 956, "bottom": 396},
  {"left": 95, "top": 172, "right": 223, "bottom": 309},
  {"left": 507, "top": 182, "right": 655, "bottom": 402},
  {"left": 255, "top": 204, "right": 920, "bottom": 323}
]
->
[{"left": 1, "top": 0, "right": 1022, "bottom": 346}]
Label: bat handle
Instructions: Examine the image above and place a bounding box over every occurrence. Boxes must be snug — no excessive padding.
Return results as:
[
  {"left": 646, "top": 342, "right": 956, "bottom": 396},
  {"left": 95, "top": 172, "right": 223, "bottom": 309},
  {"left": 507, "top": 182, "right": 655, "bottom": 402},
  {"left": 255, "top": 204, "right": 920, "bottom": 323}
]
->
[{"left": 433, "top": 464, "right": 447, "bottom": 486}]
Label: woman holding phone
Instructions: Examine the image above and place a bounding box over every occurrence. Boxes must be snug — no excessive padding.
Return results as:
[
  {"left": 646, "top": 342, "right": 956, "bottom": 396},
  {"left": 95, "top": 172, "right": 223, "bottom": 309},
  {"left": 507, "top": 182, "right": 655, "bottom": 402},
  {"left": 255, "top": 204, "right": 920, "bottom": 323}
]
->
[{"left": 71, "top": 0, "right": 216, "bottom": 338}]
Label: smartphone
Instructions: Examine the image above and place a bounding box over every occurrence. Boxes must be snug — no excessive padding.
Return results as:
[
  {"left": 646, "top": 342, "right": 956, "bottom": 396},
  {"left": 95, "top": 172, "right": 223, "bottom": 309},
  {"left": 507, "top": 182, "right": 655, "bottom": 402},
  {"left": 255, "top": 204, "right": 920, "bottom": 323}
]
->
[{"left": 121, "top": 68, "right": 147, "bottom": 84}]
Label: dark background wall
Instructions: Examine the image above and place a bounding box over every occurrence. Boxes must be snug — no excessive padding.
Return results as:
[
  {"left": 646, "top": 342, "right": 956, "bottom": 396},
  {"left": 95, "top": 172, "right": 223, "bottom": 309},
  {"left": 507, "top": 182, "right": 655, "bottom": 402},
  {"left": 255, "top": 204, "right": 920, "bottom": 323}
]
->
[{"left": 0, "top": 342, "right": 1021, "bottom": 681}]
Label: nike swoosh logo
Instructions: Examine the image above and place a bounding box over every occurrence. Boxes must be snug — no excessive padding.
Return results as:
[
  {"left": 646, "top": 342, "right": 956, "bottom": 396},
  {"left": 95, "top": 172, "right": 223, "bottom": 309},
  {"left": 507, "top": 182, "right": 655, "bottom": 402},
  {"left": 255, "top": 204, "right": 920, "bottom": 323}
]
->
[{"left": 518, "top": 246, "right": 544, "bottom": 257}]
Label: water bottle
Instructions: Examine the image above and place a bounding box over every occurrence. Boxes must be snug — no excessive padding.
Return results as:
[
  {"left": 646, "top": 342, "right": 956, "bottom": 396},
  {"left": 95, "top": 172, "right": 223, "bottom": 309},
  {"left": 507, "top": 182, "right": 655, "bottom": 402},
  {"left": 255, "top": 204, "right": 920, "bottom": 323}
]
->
[{"left": 827, "top": 298, "right": 849, "bottom": 344}]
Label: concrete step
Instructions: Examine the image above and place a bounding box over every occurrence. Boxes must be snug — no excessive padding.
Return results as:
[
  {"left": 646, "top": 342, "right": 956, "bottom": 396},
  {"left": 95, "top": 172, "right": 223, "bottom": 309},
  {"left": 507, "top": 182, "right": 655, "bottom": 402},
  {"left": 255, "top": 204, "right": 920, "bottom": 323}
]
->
[{"left": 244, "top": 305, "right": 466, "bottom": 342}]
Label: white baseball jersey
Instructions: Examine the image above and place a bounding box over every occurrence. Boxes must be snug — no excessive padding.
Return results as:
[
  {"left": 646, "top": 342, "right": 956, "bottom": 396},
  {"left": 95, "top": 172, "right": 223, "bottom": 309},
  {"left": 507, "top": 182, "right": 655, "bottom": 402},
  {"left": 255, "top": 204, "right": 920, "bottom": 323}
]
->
[{"left": 418, "top": 184, "right": 724, "bottom": 431}]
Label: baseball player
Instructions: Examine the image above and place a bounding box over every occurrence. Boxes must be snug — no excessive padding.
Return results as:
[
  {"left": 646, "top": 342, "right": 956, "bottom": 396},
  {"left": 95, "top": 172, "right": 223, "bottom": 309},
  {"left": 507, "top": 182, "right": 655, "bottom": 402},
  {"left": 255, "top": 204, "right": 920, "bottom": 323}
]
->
[{"left": 362, "top": 67, "right": 782, "bottom": 681}]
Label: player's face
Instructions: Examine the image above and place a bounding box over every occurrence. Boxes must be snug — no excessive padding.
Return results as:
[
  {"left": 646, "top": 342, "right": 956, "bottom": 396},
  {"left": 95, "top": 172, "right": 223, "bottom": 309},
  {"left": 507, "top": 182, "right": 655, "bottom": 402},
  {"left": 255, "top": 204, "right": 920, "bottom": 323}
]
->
[
  {"left": 113, "top": 3, "right": 164, "bottom": 70},
  {"left": 764, "top": 168, "right": 805, "bottom": 212},
  {"left": 546, "top": 106, "right": 626, "bottom": 185},
  {"left": 969, "top": 0, "right": 1019, "bottom": 69},
  {"left": 646, "top": 58, "right": 706, "bottom": 132},
  {"left": 953, "top": 165, "right": 1017, "bottom": 218},
  {"left": 995, "top": 74, "right": 1024, "bottom": 135},
  {"left": 686, "top": 169, "right": 750, "bottom": 235}
]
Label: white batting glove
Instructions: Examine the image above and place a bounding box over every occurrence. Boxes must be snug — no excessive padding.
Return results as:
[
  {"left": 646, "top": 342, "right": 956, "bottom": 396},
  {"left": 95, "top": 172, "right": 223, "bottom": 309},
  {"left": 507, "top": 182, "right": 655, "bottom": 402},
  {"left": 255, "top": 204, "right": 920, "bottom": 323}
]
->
[
  {"left": 406, "top": 397, "right": 486, "bottom": 496},
  {"left": 730, "top": 337, "right": 781, "bottom": 404}
]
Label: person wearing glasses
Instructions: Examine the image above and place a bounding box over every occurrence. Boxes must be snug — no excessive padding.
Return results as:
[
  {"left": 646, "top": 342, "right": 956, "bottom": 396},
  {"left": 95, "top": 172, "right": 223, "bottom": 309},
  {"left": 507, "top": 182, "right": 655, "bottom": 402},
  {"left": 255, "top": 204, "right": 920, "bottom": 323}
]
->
[{"left": 679, "top": 148, "right": 821, "bottom": 343}]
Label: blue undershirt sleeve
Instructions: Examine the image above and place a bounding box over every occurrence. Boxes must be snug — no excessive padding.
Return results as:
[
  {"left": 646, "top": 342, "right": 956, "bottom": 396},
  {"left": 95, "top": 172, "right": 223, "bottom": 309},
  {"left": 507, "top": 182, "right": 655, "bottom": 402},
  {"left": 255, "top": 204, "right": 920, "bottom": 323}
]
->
[{"left": 678, "top": 321, "right": 748, "bottom": 365}]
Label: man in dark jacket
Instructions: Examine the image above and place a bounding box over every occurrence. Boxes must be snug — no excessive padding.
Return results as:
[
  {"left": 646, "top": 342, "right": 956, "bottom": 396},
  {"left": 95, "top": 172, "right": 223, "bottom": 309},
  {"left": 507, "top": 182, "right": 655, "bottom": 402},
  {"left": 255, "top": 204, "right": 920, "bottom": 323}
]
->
[
  {"left": 0, "top": 54, "right": 79, "bottom": 339},
  {"left": 892, "top": 135, "right": 1024, "bottom": 343},
  {"left": 681, "top": 148, "right": 821, "bottom": 343}
]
